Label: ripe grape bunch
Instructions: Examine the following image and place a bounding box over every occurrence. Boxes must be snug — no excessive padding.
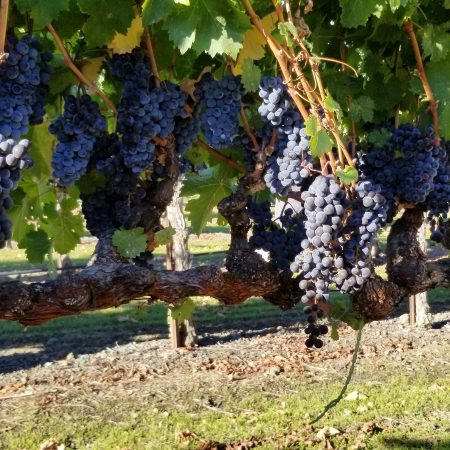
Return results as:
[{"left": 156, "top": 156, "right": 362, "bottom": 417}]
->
[
  {"left": 264, "top": 109, "right": 313, "bottom": 195},
  {"left": 195, "top": 73, "right": 243, "bottom": 149},
  {"left": 0, "top": 135, "right": 33, "bottom": 248},
  {"left": 0, "top": 35, "right": 53, "bottom": 140},
  {"left": 360, "top": 124, "right": 441, "bottom": 219},
  {"left": 81, "top": 134, "right": 147, "bottom": 237},
  {"left": 109, "top": 50, "right": 187, "bottom": 173},
  {"left": 291, "top": 175, "right": 350, "bottom": 306},
  {"left": 248, "top": 199, "right": 306, "bottom": 272},
  {"left": 49, "top": 95, "right": 107, "bottom": 187},
  {"left": 258, "top": 76, "right": 290, "bottom": 126},
  {"left": 423, "top": 141, "right": 450, "bottom": 242},
  {"left": 258, "top": 77, "right": 313, "bottom": 195},
  {"left": 173, "top": 107, "right": 202, "bottom": 155},
  {"left": 335, "top": 180, "right": 387, "bottom": 293}
]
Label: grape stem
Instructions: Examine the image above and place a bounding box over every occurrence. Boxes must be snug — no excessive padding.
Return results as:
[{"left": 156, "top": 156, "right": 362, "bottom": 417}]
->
[
  {"left": 195, "top": 140, "right": 246, "bottom": 174},
  {"left": 310, "top": 324, "right": 364, "bottom": 424},
  {"left": 403, "top": 19, "right": 440, "bottom": 145},
  {"left": 241, "top": 0, "right": 310, "bottom": 121},
  {"left": 242, "top": 0, "right": 355, "bottom": 172},
  {"left": 47, "top": 24, "right": 117, "bottom": 114},
  {"left": 0, "top": 0, "right": 9, "bottom": 62},
  {"left": 240, "top": 107, "right": 260, "bottom": 152},
  {"left": 143, "top": 27, "right": 160, "bottom": 87}
]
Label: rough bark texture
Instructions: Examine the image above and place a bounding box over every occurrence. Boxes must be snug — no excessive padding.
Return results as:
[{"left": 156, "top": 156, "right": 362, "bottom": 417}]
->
[
  {"left": 1, "top": 133, "right": 449, "bottom": 328},
  {"left": 166, "top": 178, "right": 197, "bottom": 347}
]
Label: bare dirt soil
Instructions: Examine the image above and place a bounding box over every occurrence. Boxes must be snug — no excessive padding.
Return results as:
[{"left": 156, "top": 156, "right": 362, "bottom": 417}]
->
[{"left": 0, "top": 302, "right": 449, "bottom": 449}]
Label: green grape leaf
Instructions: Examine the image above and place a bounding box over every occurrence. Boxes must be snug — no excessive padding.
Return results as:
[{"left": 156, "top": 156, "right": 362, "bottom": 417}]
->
[
  {"left": 310, "top": 130, "right": 332, "bottom": 158},
  {"left": 341, "top": 311, "right": 365, "bottom": 330},
  {"left": 425, "top": 59, "right": 450, "bottom": 103},
  {"left": 368, "top": 128, "right": 390, "bottom": 146},
  {"left": 15, "top": 0, "right": 70, "bottom": 28},
  {"left": 7, "top": 189, "right": 34, "bottom": 243},
  {"left": 18, "top": 229, "right": 51, "bottom": 264},
  {"left": 76, "top": 169, "right": 107, "bottom": 194},
  {"left": 182, "top": 165, "right": 236, "bottom": 235},
  {"left": 439, "top": 102, "right": 450, "bottom": 140},
  {"left": 26, "top": 123, "right": 55, "bottom": 179},
  {"left": 305, "top": 115, "right": 318, "bottom": 137},
  {"left": 425, "top": 59, "right": 450, "bottom": 140},
  {"left": 422, "top": 23, "right": 450, "bottom": 63},
  {"left": 337, "top": 165, "right": 359, "bottom": 185},
  {"left": 445, "top": 0, "right": 450, "bottom": 9},
  {"left": 42, "top": 198, "right": 84, "bottom": 254},
  {"left": 112, "top": 227, "right": 148, "bottom": 259},
  {"left": 169, "top": 298, "right": 196, "bottom": 322},
  {"left": 185, "top": 145, "right": 211, "bottom": 169},
  {"left": 56, "top": 0, "right": 89, "bottom": 39},
  {"left": 77, "top": 0, "right": 135, "bottom": 48},
  {"left": 241, "top": 58, "right": 262, "bottom": 92},
  {"left": 142, "top": 0, "right": 176, "bottom": 26},
  {"left": 349, "top": 95, "right": 375, "bottom": 122},
  {"left": 388, "top": 0, "right": 411, "bottom": 11},
  {"left": 50, "top": 67, "right": 78, "bottom": 95},
  {"left": 163, "top": 0, "right": 250, "bottom": 57},
  {"left": 330, "top": 323, "right": 340, "bottom": 341},
  {"left": 339, "top": 0, "right": 381, "bottom": 28},
  {"left": 174, "top": 0, "right": 190, "bottom": 4},
  {"left": 154, "top": 227, "right": 176, "bottom": 247},
  {"left": 19, "top": 176, "right": 57, "bottom": 218},
  {"left": 278, "top": 22, "right": 298, "bottom": 47},
  {"left": 324, "top": 92, "right": 343, "bottom": 117}
]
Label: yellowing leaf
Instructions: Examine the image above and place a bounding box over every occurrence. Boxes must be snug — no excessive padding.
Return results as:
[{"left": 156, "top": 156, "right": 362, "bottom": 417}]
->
[
  {"left": 80, "top": 57, "right": 105, "bottom": 83},
  {"left": 234, "top": 13, "right": 278, "bottom": 75},
  {"left": 108, "top": 16, "right": 144, "bottom": 55}
]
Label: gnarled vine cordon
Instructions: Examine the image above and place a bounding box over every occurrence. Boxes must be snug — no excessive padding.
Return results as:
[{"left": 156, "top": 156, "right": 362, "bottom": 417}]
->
[{"left": 0, "top": 187, "right": 448, "bottom": 326}]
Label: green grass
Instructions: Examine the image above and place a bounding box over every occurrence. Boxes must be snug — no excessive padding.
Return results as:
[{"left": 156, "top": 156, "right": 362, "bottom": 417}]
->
[
  {"left": 0, "top": 232, "right": 230, "bottom": 272},
  {"left": 1, "top": 373, "right": 449, "bottom": 449}
]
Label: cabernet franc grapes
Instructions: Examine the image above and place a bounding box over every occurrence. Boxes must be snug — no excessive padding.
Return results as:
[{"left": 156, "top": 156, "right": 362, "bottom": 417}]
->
[
  {"left": 0, "top": 134, "right": 33, "bottom": 248},
  {"left": 195, "top": 73, "right": 243, "bottom": 149},
  {"left": 50, "top": 95, "right": 107, "bottom": 187}
]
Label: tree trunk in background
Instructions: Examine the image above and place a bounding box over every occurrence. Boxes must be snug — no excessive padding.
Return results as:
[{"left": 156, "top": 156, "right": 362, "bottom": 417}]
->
[
  {"left": 410, "top": 219, "right": 431, "bottom": 326},
  {"left": 166, "top": 178, "right": 198, "bottom": 347}
]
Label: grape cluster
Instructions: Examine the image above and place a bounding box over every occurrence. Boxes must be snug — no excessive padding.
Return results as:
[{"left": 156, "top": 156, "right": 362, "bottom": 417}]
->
[
  {"left": 195, "top": 74, "right": 242, "bottom": 149},
  {"left": 360, "top": 124, "right": 441, "bottom": 220},
  {"left": 258, "top": 76, "right": 290, "bottom": 126},
  {"left": 257, "top": 77, "right": 313, "bottom": 196},
  {"left": 174, "top": 107, "right": 202, "bottom": 155},
  {"left": 108, "top": 49, "right": 151, "bottom": 89},
  {"left": 81, "top": 134, "right": 147, "bottom": 237},
  {"left": 248, "top": 199, "right": 306, "bottom": 272},
  {"left": 335, "top": 181, "right": 386, "bottom": 292},
  {"left": 291, "top": 175, "right": 350, "bottom": 304},
  {"left": 49, "top": 95, "right": 107, "bottom": 187},
  {"left": 0, "top": 135, "right": 33, "bottom": 248},
  {"left": 110, "top": 50, "right": 187, "bottom": 173},
  {"left": 264, "top": 109, "right": 312, "bottom": 195},
  {"left": 0, "top": 35, "right": 53, "bottom": 139},
  {"left": 304, "top": 304, "right": 328, "bottom": 349}
]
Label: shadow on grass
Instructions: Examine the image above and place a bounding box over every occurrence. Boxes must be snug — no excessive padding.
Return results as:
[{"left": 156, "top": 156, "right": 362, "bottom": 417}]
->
[
  {"left": 0, "top": 298, "right": 307, "bottom": 374},
  {"left": 382, "top": 437, "right": 450, "bottom": 449},
  {"left": 0, "top": 291, "right": 448, "bottom": 375}
]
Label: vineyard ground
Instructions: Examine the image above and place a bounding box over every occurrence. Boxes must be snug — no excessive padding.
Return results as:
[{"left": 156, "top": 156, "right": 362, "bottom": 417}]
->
[
  {"left": 0, "top": 297, "right": 449, "bottom": 449},
  {"left": 0, "top": 231, "right": 449, "bottom": 449}
]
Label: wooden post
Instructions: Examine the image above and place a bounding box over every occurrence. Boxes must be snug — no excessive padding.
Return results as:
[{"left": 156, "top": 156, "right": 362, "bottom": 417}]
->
[
  {"left": 408, "top": 218, "right": 430, "bottom": 326},
  {"left": 166, "top": 177, "right": 197, "bottom": 348}
]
